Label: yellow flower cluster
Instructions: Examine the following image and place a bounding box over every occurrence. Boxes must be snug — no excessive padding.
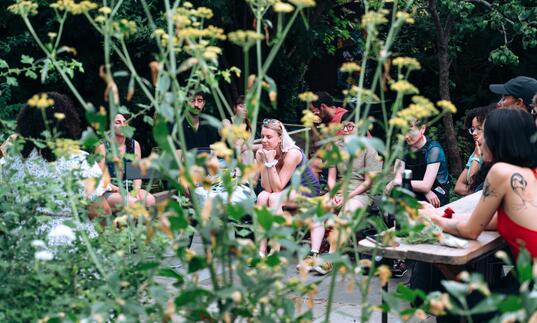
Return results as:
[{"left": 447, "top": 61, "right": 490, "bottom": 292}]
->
[
  {"left": 397, "top": 96, "right": 438, "bottom": 122},
  {"left": 392, "top": 56, "right": 421, "bottom": 70},
  {"left": 343, "top": 86, "right": 380, "bottom": 103},
  {"left": 27, "top": 93, "right": 54, "bottom": 109},
  {"left": 390, "top": 80, "right": 419, "bottom": 95},
  {"left": 124, "top": 203, "right": 150, "bottom": 219},
  {"left": 113, "top": 19, "right": 137, "bottom": 36},
  {"left": 98, "top": 6, "right": 111, "bottom": 14},
  {"left": 339, "top": 62, "right": 361, "bottom": 73},
  {"left": 210, "top": 141, "right": 233, "bottom": 158},
  {"left": 177, "top": 25, "right": 226, "bottom": 41},
  {"left": 50, "top": 139, "right": 80, "bottom": 158},
  {"left": 301, "top": 109, "right": 320, "bottom": 127},
  {"left": 273, "top": 2, "right": 294, "bottom": 13},
  {"left": 228, "top": 30, "right": 264, "bottom": 48},
  {"left": 50, "top": 0, "right": 97, "bottom": 14},
  {"left": 298, "top": 91, "right": 319, "bottom": 102},
  {"left": 436, "top": 100, "right": 457, "bottom": 113},
  {"left": 203, "top": 46, "right": 222, "bottom": 60},
  {"left": 174, "top": 14, "right": 191, "bottom": 28},
  {"left": 388, "top": 117, "right": 408, "bottom": 129},
  {"left": 289, "top": 0, "right": 315, "bottom": 8},
  {"left": 7, "top": 0, "right": 38, "bottom": 16},
  {"left": 176, "top": 4, "right": 214, "bottom": 19},
  {"left": 221, "top": 124, "right": 250, "bottom": 142},
  {"left": 361, "top": 10, "right": 388, "bottom": 27},
  {"left": 396, "top": 11, "right": 415, "bottom": 24}
]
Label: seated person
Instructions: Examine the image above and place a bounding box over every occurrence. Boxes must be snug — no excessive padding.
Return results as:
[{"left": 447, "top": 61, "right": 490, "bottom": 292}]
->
[
  {"left": 96, "top": 113, "right": 156, "bottom": 209},
  {"left": 1, "top": 92, "right": 111, "bottom": 224},
  {"left": 172, "top": 92, "right": 220, "bottom": 154},
  {"left": 388, "top": 118, "right": 450, "bottom": 207},
  {"left": 490, "top": 76, "right": 537, "bottom": 112},
  {"left": 454, "top": 104, "right": 494, "bottom": 195},
  {"left": 423, "top": 108, "right": 537, "bottom": 258},
  {"left": 301, "top": 121, "right": 381, "bottom": 275},
  {"left": 255, "top": 119, "right": 320, "bottom": 256},
  {"left": 222, "top": 95, "right": 262, "bottom": 162}
]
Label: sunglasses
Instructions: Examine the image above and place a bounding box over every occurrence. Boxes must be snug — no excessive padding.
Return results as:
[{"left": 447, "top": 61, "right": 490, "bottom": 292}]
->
[{"left": 263, "top": 118, "right": 280, "bottom": 126}]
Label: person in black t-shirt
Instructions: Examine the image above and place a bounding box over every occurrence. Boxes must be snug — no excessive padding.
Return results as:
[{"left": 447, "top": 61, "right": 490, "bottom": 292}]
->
[{"left": 171, "top": 92, "right": 220, "bottom": 153}]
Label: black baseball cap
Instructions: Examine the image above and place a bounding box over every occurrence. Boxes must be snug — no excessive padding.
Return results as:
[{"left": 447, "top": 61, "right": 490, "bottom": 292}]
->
[{"left": 489, "top": 76, "right": 537, "bottom": 107}]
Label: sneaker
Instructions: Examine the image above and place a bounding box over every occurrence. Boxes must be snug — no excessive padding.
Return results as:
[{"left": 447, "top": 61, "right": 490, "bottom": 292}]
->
[
  {"left": 391, "top": 259, "right": 408, "bottom": 278},
  {"left": 296, "top": 252, "right": 319, "bottom": 272},
  {"left": 313, "top": 260, "right": 333, "bottom": 275}
]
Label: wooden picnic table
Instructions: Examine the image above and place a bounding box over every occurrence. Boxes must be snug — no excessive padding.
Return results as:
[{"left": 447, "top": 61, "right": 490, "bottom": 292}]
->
[{"left": 358, "top": 191, "right": 506, "bottom": 323}]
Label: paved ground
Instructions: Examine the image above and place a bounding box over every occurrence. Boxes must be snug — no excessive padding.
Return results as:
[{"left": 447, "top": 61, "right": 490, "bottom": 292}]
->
[{"left": 158, "top": 235, "right": 436, "bottom": 322}]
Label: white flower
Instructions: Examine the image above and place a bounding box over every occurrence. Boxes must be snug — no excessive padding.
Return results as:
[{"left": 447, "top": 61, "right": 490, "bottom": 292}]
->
[
  {"left": 47, "top": 224, "right": 76, "bottom": 244},
  {"left": 35, "top": 250, "right": 54, "bottom": 261},
  {"left": 31, "top": 240, "right": 46, "bottom": 248}
]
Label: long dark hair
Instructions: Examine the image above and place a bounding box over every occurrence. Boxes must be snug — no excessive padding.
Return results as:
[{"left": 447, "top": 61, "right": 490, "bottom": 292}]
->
[
  {"left": 484, "top": 108, "right": 537, "bottom": 168},
  {"left": 234, "top": 95, "right": 251, "bottom": 131},
  {"left": 16, "top": 92, "right": 81, "bottom": 162}
]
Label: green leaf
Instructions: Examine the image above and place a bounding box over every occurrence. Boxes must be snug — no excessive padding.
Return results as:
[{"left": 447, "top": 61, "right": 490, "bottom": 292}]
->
[
  {"left": 158, "top": 268, "right": 185, "bottom": 284},
  {"left": 188, "top": 256, "right": 208, "bottom": 273},
  {"left": 0, "top": 59, "right": 8, "bottom": 69},
  {"left": 256, "top": 207, "right": 273, "bottom": 231},
  {"left": 5, "top": 77, "right": 18, "bottom": 87},
  {"left": 120, "top": 125, "right": 135, "bottom": 138},
  {"left": 143, "top": 115, "right": 154, "bottom": 126},
  {"left": 497, "top": 295, "right": 523, "bottom": 312},
  {"left": 441, "top": 280, "right": 469, "bottom": 299},
  {"left": 469, "top": 294, "right": 504, "bottom": 315},
  {"left": 134, "top": 262, "right": 159, "bottom": 271},
  {"left": 20, "top": 55, "right": 34, "bottom": 65},
  {"left": 158, "top": 75, "right": 171, "bottom": 92},
  {"left": 169, "top": 214, "right": 189, "bottom": 231},
  {"left": 175, "top": 288, "right": 212, "bottom": 306},
  {"left": 80, "top": 127, "right": 99, "bottom": 149},
  {"left": 24, "top": 70, "right": 38, "bottom": 79},
  {"left": 153, "top": 117, "right": 173, "bottom": 154},
  {"left": 266, "top": 254, "right": 281, "bottom": 267}
]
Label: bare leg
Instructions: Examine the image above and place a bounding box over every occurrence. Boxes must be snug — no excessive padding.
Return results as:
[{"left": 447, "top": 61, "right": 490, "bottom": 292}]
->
[
  {"left": 256, "top": 191, "right": 271, "bottom": 255},
  {"left": 105, "top": 192, "right": 138, "bottom": 211},
  {"left": 138, "top": 189, "right": 156, "bottom": 207},
  {"left": 329, "top": 198, "right": 367, "bottom": 253},
  {"left": 310, "top": 222, "right": 325, "bottom": 252}
]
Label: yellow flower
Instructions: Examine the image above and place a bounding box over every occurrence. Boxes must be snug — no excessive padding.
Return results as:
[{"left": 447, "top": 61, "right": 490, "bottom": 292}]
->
[
  {"left": 48, "top": 32, "right": 58, "bottom": 39},
  {"left": 390, "top": 80, "right": 419, "bottom": 95},
  {"left": 396, "top": 11, "right": 415, "bottom": 24},
  {"left": 273, "top": 2, "right": 294, "bottom": 12},
  {"left": 437, "top": 100, "right": 457, "bottom": 113},
  {"left": 203, "top": 46, "right": 222, "bottom": 60},
  {"left": 8, "top": 0, "right": 38, "bottom": 16},
  {"left": 50, "top": 0, "right": 96, "bottom": 14},
  {"left": 124, "top": 203, "right": 150, "bottom": 219},
  {"left": 98, "top": 6, "right": 111, "bottom": 14},
  {"left": 392, "top": 56, "right": 421, "bottom": 70},
  {"left": 54, "top": 113, "right": 66, "bottom": 120},
  {"left": 289, "top": 0, "right": 315, "bottom": 8},
  {"left": 182, "top": 1, "right": 193, "bottom": 8},
  {"left": 298, "top": 91, "right": 319, "bottom": 102},
  {"left": 414, "top": 309, "right": 427, "bottom": 320},
  {"left": 301, "top": 109, "right": 320, "bottom": 127},
  {"left": 228, "top": 30, "right": 264, "bottom": 49},
  {"left": 397, "top": 96, "right": 438, "bottom": 120},
  {"left": 221, "top": 124, "right": 250, "bottom": 142},
  {"left": 50, "top": 139, "right": 80, "bottom": 157},
  {"left": 210, "top": 141, "right": 233, "bottom": 158},
  {"left": 343, "top": 86, "right": 380, "bottom": 103},
  {"left": 339, "top": 62, "right": 361, "bottom": 73},
  {"left": 361, "top": 10, "right": 388, "bottom": 27},
  {"left": 174, "top": 14, "right": 191, "bottom": 28},
  {"left": 376, "top": 265, "right": 392, "bottom": 287},
  {"left": 27, "top": 93, "right": 54, "bottom": 109},
  {"left": 194, "top": 7, "right": 213, "bottom": 19}
]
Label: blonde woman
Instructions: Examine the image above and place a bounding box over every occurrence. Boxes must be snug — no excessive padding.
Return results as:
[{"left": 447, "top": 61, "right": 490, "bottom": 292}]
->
[{"left": 256, "top": 119, "right": 320, "bottom": 256}]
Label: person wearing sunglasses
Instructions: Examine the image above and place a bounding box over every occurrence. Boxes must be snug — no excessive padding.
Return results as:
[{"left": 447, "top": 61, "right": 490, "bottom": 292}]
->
[
  {"left": 454, "top": 104, "right": 495, "bottom": 196},
  {"left": 255, "top": 118, "right": 321, "bottom": 257}
]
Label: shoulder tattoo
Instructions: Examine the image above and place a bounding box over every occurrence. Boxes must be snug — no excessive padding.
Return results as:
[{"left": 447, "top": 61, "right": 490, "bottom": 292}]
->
[{"left": 510, "top": 172, "right": 537, "bottom": 210}]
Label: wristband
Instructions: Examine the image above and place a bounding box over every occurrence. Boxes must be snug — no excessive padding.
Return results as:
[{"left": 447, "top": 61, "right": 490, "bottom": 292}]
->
[
  {"left": 469, "top": 157, "right": 482, "bottom": 165},
  {"left": 264, "top": 160, "right": 278, "bottom": 168},
  {"left": 442, "top": 207, "right": 454, "bottom": 219}
]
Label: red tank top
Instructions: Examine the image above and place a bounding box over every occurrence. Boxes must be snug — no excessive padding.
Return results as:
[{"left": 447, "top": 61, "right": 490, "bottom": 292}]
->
[{"left": 496, "top": 169, "right": 537, "bottom": 259}]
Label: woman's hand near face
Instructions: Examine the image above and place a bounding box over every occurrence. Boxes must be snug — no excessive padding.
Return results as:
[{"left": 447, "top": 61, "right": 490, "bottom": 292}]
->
[
  {"left": 263, "top": 149, "right": 276, "bottom": 162},
  {"left": 474, "top": 140, "right": 482, "bottom": 158}
]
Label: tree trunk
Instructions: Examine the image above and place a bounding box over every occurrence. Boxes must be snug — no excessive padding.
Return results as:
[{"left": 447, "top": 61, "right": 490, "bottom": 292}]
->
[{"left": 428, "top": 0, "right": 463, "bottom": 175}]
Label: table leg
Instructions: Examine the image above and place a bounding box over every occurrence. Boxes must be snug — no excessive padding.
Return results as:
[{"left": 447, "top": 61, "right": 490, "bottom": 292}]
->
[
  {"left": 382, "top": 281, "right": 388, "bottom": 323},
  {"left": 436, "top": 264, "right": 464, "bottom": 280}
]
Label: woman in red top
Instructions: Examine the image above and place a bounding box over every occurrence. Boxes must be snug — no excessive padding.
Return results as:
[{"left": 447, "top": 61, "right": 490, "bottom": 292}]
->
[{"left": 423, "top": 108, "right": 537, "bottom": 259}]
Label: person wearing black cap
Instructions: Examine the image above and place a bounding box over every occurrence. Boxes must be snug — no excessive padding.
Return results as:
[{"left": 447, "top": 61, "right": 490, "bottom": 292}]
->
[{"left": 489, "top": 76, "right": 537, "bottom": 111}]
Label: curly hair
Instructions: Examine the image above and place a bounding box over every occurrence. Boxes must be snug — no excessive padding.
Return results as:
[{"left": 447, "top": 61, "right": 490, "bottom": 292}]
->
[{"left": 16, "top": 92, "right": 81, "bottom": 162}]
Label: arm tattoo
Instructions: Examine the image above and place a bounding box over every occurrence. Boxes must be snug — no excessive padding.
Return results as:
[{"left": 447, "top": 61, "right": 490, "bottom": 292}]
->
[
  {"left": 482, "top": 178, "right": 497, "bottom": 199},
  {"left": 510, "top": 173, "right": 537, "bottom": 210}
]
